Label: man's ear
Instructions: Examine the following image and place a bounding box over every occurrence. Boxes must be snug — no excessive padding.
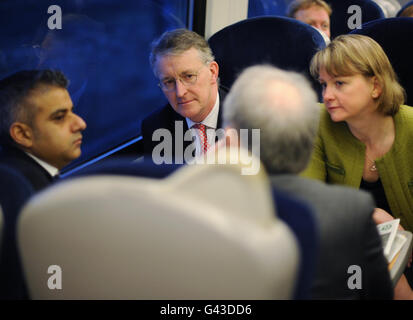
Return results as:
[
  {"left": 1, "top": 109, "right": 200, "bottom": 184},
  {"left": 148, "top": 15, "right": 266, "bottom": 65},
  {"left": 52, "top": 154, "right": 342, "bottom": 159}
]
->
[
  {"left": 209, "top": 61, "right": 219, "bottom": 84},
  {"left": 9, "top": 122, "right": 34, "bottom": 148}
]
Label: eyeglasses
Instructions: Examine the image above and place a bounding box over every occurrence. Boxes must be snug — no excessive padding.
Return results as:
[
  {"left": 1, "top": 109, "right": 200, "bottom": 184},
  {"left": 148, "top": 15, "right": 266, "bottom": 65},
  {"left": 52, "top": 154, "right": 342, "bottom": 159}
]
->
[{"left": 158, "top": 67, "right": 204, "bottom": 92}]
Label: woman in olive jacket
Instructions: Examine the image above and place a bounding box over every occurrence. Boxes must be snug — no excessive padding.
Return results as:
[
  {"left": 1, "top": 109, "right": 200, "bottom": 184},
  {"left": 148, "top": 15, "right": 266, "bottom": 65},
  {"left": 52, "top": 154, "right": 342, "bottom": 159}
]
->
[
  {"left": 302, "top": 34, "right": 413, "bottom": 299},
  {"left": 302, "top": 34, "right": 413, "bottom": 233}
]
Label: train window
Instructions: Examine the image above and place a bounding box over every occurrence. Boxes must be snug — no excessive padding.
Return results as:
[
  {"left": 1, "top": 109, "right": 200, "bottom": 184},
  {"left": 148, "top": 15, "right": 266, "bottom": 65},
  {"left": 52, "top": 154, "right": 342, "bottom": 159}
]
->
[
  {"left": 248, "top": 0, "right": 289, "bottom": 18},
  {"left": 0, "top": 0, "right": 189, "bottom": 171}
]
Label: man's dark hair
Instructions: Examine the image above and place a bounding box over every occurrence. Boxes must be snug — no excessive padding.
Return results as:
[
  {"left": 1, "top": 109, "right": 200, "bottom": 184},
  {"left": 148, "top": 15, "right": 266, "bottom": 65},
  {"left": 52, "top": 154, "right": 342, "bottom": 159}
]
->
[{"left": 0, "top": 69, "right": 68, "bottom": 144}]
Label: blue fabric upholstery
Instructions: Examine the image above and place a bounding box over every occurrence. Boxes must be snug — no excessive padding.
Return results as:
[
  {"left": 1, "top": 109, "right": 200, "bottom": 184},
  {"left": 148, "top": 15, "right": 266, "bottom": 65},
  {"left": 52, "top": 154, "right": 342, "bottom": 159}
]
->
[
  {"left": 0, "top": 164, "right": 34, "bottom": 299},
  {"left": 272, "top": 187, "right": 319, "bottom": 300},
  {"left": 325, "top": 0, "right": 385, "bottom": 38},
  {"left": 397, "top": 0, "right": 413, "bottom": 16},
  {"left": 248, "top": 0, "right": 288, "bottom": 18},
  {"left": 67, "top": 157, "right": 182, "bottom": 180},
  {"left": 208, "top": 16, "right": 326, "bottom": 100},
  {"left": 350, "top": 17, "right": 413, "bottom": 106}
]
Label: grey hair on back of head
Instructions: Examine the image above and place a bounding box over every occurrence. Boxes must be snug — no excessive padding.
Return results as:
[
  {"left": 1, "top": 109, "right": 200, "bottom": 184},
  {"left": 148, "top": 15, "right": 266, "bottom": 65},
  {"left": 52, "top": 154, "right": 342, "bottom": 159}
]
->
[{"left": 223, "top": 64, "right": 320, "bottom": 174}]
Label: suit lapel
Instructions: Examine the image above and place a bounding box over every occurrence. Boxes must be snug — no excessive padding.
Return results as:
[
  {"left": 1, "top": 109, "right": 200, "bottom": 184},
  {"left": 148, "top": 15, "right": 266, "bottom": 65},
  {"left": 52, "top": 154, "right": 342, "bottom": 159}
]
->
[{"left": 217, "top": 86, "right": 228, "bottom": 129}]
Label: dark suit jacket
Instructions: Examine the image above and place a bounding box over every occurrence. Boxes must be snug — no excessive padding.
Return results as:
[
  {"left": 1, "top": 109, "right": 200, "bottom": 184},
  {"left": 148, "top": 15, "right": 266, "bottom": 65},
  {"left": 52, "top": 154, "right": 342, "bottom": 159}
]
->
[
  {"left": 0, "top": 145, "right": 53, "bottom": 192},
  {"left": 0, "top": 145, "right": 55, "bottom": 300},
  {"left": 271, "top": 174, "right": 393, "bottom": 300},
  {"left": 141, "top": 87, "right": 227, "bottom": 163},
  {"left": 0, "top": 164, "right": 34, "bottom": 300}
]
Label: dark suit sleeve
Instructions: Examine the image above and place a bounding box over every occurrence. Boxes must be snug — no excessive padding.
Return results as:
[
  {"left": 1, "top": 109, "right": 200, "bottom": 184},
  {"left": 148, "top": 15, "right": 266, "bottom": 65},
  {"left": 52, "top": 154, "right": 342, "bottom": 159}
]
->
[
  {"left": 0, "top": 146, "right": 53, "bottom": 192},
  {"left": 141, "top": 108, "right": 165, "bottom": 157},
  {"left": 361, "top": 209, "right": 394, "bottom": 299}
]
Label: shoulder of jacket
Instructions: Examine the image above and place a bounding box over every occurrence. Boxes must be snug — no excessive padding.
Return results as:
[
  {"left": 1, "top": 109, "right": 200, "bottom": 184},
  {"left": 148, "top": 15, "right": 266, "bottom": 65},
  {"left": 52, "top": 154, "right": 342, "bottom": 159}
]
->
[{"left": 398, "top": 105, "right": 413, "bottom": 119}]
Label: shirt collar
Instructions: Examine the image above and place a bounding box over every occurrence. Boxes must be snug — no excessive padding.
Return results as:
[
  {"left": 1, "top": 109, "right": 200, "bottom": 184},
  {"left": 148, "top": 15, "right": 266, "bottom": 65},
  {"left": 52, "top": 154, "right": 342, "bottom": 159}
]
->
[
  {"left": 186, "top": 93, "right": 220, "bottom": 129},
  {"left": 25, "top": 152, "right": 60, "bottom": 177}
]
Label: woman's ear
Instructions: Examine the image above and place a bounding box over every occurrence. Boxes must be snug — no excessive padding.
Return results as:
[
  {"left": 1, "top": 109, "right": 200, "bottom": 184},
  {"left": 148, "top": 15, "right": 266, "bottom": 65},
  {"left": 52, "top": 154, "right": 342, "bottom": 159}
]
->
[
  {"left": 371, "top": 76, "right": 382, "bottom": 99},
  {"left": 9, "top": 122, "right": 34, "bottom": 148}
]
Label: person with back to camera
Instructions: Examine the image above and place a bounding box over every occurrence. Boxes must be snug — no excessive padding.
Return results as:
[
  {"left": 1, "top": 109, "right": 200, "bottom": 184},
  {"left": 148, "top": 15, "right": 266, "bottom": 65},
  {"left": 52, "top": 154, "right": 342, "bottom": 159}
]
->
[
  {"left": 222, "top": 64, "right": 396, "bottom": 299},
  {"left": 302, "top": 34, "right": 413, "bottom": 295}
]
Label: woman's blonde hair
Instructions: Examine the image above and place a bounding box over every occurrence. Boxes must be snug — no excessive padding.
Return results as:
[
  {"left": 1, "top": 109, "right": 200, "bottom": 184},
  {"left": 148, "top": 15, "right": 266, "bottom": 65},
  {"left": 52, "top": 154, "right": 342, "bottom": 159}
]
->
[{"left": 310, "top": 34, "right": 405, "bottom": 115}]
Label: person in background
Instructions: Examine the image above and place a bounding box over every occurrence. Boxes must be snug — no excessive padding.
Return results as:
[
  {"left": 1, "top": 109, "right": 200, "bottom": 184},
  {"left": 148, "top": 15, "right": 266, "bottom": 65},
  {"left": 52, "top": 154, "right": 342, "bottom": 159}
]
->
[
  {"left": 141, "top": 29, "right": 226, "bottom": 163},
  {"left": 372, "top": 0, "right": 401, "bottom": 18},
  {"left": 399, "top": 3, "right": 413, "bottom": 17},
  {"left": 287, "top": 0, "right": 331, "bottom": 40}
]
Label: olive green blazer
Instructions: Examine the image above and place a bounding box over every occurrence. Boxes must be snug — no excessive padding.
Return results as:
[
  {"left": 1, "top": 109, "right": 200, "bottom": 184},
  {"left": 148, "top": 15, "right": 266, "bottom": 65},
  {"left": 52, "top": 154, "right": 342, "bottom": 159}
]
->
[{"left": 302, "top": 104, "right": 413, "bottom": 232}]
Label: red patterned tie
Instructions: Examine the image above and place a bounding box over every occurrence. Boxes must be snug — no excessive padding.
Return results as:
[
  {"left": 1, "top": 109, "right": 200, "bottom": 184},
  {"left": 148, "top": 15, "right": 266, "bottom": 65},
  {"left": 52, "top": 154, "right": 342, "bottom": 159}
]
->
[{"left": 192, "top": 123, "right": 210, "bottom": 153}]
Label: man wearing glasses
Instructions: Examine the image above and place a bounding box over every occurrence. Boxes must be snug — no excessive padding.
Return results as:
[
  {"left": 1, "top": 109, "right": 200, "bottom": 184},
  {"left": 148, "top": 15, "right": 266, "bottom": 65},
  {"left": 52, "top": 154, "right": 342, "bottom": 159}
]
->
[{"left": 141, "top": 29, "right": 226, "bottom": 163}]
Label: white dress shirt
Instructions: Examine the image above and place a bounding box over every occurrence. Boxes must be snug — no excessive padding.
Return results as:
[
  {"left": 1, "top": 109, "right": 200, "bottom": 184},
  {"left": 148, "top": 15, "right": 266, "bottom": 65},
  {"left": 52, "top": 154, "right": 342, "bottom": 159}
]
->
[
  {"left": 26, "top": 152, "right": 60, "bottom": 177},
  {"left": 186, "top": 94, "right": 220, "bottom": 155}
]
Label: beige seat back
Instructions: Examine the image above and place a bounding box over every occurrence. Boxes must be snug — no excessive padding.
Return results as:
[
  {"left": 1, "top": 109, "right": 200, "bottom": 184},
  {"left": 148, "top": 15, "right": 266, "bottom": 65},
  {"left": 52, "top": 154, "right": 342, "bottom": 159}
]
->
[{"left": 18, "top": 162, "right": 298, "bottom": 299}]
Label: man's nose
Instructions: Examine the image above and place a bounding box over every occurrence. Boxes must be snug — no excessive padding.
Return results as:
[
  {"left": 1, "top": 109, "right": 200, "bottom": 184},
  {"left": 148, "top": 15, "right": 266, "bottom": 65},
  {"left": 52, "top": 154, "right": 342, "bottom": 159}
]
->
[
  {"left": 72, "top": 113, "right": 87, "bottom": 131},
  {"left": 175, "top": 78, "right": 188, "bottom": 97}
]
